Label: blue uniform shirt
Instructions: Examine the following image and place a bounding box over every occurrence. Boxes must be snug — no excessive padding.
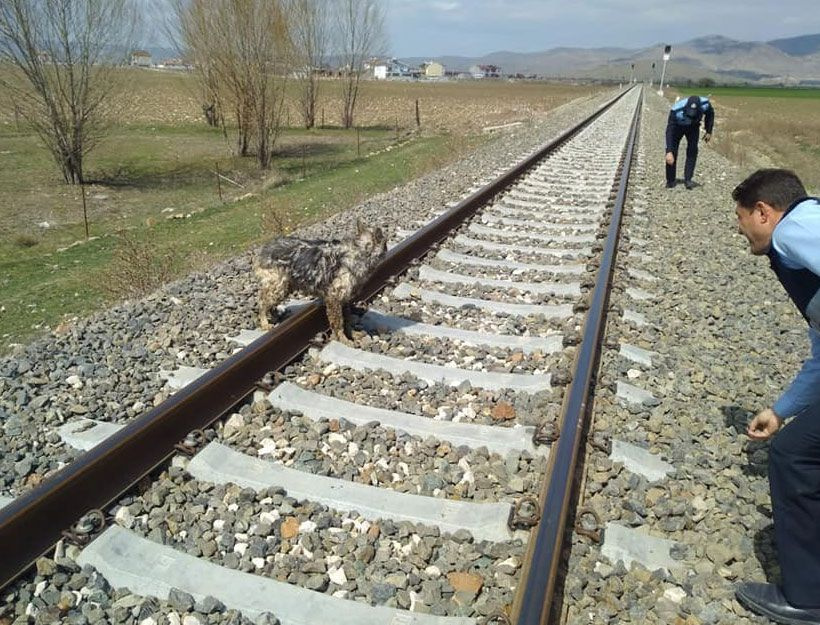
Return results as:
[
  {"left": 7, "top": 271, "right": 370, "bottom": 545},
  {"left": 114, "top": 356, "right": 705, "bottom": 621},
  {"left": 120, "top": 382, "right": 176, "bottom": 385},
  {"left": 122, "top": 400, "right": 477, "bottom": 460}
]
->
[
  {"left": 770, "top": 198, "right": 820, "bottom": 418},
  {"left": 665, "top": 96, "right": 715, "bottom": 152}
]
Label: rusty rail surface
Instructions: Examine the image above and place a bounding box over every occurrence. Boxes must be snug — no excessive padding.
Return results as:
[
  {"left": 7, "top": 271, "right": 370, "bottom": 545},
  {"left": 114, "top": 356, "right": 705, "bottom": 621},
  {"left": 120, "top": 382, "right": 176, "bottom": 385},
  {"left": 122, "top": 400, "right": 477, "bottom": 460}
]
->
[
  {"left": 0, "top": 87, "right": 633, "bottom": 592},
  {"left": 514, "top": 88, "right": 642, "bottom": 625}
]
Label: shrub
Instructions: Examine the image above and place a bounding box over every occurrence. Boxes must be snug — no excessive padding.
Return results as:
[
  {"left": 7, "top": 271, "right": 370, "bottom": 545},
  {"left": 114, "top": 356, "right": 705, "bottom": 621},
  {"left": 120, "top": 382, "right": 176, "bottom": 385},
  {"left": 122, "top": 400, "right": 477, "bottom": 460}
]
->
[
  {"left": 260, "top": 201, "right": 293, "bottom": 238},
  {"left": 101, "top": 230, "right": 177, "bottom": 299},
  {"left": 13, "top": 233, "right": 38, "bottom": 248}
]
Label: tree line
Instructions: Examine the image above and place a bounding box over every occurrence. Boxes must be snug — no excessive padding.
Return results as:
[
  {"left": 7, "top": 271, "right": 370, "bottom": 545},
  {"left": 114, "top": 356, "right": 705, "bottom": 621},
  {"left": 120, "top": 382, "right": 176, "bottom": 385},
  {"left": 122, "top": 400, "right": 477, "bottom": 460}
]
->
[{"left": 0, "top": 0, "right": 387, "bottom": 184}]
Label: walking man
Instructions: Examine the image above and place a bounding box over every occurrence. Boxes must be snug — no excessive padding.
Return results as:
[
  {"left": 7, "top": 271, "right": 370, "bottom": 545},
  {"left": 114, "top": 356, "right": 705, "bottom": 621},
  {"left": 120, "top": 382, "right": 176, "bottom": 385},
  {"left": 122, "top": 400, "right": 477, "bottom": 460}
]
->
[
  {"left": 733, "top": 168, "right": 820, "bottom": 624},
  {"left": 665, "top": 94, "right": 714, "bottom": 189}
]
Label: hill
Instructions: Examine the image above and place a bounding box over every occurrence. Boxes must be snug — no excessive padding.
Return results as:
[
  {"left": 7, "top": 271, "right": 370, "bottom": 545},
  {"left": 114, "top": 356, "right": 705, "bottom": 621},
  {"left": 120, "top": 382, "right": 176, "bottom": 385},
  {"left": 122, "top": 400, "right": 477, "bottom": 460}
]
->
[{"left": 400, "top": 33, "right": 820, "bottom": 85}]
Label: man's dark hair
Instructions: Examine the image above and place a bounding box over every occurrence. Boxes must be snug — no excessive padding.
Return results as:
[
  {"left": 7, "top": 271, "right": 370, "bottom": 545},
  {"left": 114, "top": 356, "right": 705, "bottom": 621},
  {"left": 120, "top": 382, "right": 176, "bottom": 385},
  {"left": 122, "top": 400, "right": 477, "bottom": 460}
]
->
[{"left": 732, "top": 169, "right": 806, "bottom": 211}]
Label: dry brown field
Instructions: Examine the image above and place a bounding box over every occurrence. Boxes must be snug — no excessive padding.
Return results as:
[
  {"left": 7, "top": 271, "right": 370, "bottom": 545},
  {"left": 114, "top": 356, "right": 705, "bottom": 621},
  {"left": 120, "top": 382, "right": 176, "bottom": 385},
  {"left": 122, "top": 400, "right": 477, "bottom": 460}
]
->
[
  {"left": 695, "top": 88, "right": 820, "bottom": 192},
  {"left": 0, "top": 68, "right": 599, "bottom": 232},
  {"left": 0, "top": 67, "right": 598, "bottom": 131}
]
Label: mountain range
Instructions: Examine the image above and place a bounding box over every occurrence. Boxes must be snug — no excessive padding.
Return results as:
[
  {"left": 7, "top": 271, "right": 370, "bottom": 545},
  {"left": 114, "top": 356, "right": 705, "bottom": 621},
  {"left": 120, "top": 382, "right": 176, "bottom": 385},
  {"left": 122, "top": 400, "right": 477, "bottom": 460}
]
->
[
  {"left": 143, "top": 33, "right": 820, "bottom": 85},
  {"left": 401, "top": 34, "right": 820, "bottom": 85}
]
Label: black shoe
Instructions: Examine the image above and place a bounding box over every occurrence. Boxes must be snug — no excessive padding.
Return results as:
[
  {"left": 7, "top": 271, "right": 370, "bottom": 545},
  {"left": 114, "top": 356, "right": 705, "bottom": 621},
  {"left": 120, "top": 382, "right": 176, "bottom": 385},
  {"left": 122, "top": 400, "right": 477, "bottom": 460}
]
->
[
  {"left": 736, "top": 582, "right": 820, "bottom": 624},
  {"left": 665, "top": 181, "right": 676, "bottom": 189},
  {"left": 684, "top": 179, "right": 695, "bottom": 190}
]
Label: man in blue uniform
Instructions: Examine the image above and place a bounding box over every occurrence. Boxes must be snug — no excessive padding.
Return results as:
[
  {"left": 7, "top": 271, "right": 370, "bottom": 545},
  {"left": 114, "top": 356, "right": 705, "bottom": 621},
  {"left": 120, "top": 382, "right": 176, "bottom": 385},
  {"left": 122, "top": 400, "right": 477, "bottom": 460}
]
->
[
  {"left": 665, "top": 94, "right": 714, "bottom": 189},
  {"left": 733, "top": 168, "right": 820, "bottom": 624}
]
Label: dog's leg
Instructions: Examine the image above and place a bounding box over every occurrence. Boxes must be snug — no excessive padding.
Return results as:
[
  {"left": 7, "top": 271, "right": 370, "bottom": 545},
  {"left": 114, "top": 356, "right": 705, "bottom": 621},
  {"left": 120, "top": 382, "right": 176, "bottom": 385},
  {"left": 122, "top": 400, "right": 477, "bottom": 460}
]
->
[
  {"left": 257, "top": 268, "right": 288, "bottom": 331},
  {"left": 341, "top": 302, "right": 353, "bottom": 339},
  {"left": 325, "top": 296, "right": 351, "bottom": 344},
  {"left": 325, "top": 271, "right": 355, "bottom": 344}
]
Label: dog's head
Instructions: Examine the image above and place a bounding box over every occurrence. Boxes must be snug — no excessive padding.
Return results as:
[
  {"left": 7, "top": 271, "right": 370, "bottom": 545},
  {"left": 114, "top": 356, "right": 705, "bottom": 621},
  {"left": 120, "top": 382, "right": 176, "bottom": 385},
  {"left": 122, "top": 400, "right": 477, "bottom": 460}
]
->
[{"left": 354, "top": 219, "right": 387, "bottom": 258}]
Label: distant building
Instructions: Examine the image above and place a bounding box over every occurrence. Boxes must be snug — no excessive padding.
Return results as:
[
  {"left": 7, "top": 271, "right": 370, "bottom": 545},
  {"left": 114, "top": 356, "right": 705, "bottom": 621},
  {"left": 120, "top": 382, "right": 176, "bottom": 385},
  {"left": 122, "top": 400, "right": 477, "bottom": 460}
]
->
[
  {"left": 420, "top": 61, "right": 445, "bottom": 79},
  {"left": 130, "top": 50, "right": 152, "bottom": 67},
  {"left": 158, "top": 57, "right": 191, "bottom": 70},
  {"left": 469, "top": 64, "right": 501, "bottom": 79},
  {"left": 445, "top": 70, "right": 470, "bottom": 80},
  {"left": 371, "top": 58, "right": 418, "bottom": 80},
  {"left": 292, "top": 65, "right": 334, "bottom": 79},
  {"left": 372, "top": 63, "right": 388, "bottom": 80}
]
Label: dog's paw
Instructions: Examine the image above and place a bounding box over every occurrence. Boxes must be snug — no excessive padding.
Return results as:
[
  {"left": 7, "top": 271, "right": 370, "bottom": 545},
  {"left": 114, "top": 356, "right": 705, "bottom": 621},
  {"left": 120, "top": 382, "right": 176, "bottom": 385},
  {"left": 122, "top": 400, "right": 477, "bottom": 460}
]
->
[{"left": 334, "top": 333, "right": 354, "bottom": 346}]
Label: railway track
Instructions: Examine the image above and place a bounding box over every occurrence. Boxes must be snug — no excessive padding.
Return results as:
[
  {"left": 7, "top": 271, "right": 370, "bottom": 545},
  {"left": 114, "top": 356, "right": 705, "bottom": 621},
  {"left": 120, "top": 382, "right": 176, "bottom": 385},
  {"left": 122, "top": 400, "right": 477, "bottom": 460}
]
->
[{"left": 0, "top": 86, "right": 642, "bottom": 624}]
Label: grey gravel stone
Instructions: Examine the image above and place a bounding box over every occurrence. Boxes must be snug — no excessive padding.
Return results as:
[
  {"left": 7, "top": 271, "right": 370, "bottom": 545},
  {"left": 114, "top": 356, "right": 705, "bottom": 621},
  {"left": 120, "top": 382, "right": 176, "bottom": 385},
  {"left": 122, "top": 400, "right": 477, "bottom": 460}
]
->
[
  {"left": 167, "top": 588, "right": 195, "bottom": 612},
  {"left": 562, "top": 91, "right": 788, "bottom": 625},
  {"left": 1, "top": 88, "right": 628, "bottom": 623}
]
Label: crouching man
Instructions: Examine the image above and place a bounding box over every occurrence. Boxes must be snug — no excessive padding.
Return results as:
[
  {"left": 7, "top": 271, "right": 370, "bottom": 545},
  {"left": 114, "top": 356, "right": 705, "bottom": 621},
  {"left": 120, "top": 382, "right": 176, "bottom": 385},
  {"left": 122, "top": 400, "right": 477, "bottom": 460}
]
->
[{"left": 733, "top": 168, "right": 820, "bottom": 624}]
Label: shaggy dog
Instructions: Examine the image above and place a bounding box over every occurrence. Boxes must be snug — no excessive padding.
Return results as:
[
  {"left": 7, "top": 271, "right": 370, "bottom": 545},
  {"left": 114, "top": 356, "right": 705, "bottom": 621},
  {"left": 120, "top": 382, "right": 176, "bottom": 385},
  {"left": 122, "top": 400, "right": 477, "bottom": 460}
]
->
[{"left": 256, "top": 220, "right": 387, "bottom": 341}]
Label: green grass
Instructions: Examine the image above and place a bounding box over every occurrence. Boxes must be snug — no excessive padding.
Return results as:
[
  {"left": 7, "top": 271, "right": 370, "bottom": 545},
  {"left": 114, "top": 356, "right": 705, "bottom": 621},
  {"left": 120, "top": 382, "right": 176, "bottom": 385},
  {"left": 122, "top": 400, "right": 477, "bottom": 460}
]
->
[
  {"left": 694, "top": 86, "right": 820, "bottom": 99},
  {"left": 0, "top": 130, "right": 476, "bottom": 351},
  {"left": 0, "top": 121, "right": 402, "bottom": 232}
]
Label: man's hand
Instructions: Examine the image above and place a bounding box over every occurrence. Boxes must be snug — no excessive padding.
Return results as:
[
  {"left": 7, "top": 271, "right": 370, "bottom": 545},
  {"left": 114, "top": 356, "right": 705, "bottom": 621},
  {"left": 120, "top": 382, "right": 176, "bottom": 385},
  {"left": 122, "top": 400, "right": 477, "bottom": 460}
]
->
[
  {"left": 703, "top": 132, "right": 712, "bottom": 143},
  {"left": 747, "top": 408, "right": 783, "bottom": 441},
  {"left": 665, "top": 152, "right": 675, "bottom": 165}
]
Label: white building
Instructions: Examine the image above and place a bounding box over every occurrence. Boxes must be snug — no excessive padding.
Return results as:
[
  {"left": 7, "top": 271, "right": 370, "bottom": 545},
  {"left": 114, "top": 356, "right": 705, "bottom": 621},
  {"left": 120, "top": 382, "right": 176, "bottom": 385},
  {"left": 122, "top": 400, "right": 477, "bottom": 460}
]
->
[{"left": 130, "top": 50, "right": 152, "bottom": 67}]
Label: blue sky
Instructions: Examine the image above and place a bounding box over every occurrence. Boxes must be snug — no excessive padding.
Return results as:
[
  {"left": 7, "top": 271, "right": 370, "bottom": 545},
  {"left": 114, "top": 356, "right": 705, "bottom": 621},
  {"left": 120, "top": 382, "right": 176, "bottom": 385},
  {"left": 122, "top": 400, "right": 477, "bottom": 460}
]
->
[{"left": 387, "top": 0, "right": 820, "bottom": 57}]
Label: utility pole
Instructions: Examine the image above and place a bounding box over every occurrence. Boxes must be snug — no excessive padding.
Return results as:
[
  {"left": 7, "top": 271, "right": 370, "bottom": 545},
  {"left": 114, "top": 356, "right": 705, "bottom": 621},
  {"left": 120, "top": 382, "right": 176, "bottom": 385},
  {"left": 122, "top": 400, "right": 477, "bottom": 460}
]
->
[{"left": 658, "top": 45, "right": 671, "bottom": 96}]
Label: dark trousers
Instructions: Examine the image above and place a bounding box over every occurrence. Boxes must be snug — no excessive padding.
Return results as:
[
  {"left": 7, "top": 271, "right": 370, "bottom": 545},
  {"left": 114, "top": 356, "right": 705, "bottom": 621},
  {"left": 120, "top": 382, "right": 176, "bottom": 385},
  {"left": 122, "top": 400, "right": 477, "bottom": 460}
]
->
[
  {"left": 665, "top": 124, "right": 699, "bottom": 185},
  {"left": 769, "top": 406, "right": 820, "bottom": 607}
]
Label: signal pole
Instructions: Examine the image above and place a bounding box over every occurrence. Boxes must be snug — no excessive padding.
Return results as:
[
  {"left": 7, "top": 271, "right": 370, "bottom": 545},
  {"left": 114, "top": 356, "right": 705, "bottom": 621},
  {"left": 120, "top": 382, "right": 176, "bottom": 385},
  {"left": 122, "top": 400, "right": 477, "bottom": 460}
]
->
[{"left": 658, "top": 45, "right": 671, "bottom": 96}]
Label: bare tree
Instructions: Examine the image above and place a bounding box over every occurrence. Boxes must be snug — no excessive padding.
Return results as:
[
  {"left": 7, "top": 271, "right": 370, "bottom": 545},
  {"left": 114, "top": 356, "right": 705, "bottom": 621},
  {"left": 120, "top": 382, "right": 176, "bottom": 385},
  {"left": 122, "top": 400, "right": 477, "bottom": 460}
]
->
[
  {"left": 171, "top": 0, "right": 223, "bottom": 129},
  {"left": 237, "top": 0, "right": 291, "bottom": 169},
  {"left": 290, "top": 0, "right": 329, "bottom": 128},
  {"left": 0, "top": 0, "right": 136, "bottom": 184},
  {"left": 333, "top": 0, "right": 386, "bottom": 129},
  {"left": 175, "top": 0, "right": 291, "bottom": 167},
  {"left": 174, "top": 0, "right": 251, "bottom": 154}
]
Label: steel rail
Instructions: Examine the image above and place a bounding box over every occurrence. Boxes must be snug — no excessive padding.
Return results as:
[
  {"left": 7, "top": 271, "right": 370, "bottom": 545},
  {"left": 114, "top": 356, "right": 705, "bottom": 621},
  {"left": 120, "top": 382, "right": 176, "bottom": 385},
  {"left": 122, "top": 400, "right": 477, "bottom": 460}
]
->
[
  {"left": 0, "top": 87, "right": 633, "bottom": 592},
  {"left": 514, "top": 88, "right": 642, "bottom": 625}
]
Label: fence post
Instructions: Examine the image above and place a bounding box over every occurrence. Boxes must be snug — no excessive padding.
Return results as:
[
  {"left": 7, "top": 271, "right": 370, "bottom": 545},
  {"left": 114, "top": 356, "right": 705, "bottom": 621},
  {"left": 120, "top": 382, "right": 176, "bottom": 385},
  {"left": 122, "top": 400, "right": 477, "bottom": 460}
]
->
[
  {"left": 415, "top": 99, "right": 420, "bottom": 128},
  {"left": 356, "top": 127, "right": 361, "bottom": 157},
  {"left": 80, "top": 182, "right": 89, "bottom": 239},
  {"left": 215, "top": 162, "right": 223, "bottom": 202}
]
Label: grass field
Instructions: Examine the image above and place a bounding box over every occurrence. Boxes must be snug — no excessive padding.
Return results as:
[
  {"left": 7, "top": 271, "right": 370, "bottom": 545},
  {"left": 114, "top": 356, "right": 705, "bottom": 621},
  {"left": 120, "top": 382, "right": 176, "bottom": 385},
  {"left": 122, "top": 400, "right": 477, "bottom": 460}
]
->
[
  {"left": 669, "top": 85, "right": 820, "bottom": 192},
  {"left": 0, "top": 68, "right": 598, "bottom": 352},
  {"left": 696, "top": 86, "right": 820, "bottom": 99}
]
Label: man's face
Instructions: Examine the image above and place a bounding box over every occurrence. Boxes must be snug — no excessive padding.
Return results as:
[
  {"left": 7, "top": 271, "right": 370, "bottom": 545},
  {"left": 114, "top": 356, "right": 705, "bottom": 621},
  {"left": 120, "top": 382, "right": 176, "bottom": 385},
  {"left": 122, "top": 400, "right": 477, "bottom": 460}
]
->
[{"left": 735, "top": 202, "right": 774, "bottom": 255}]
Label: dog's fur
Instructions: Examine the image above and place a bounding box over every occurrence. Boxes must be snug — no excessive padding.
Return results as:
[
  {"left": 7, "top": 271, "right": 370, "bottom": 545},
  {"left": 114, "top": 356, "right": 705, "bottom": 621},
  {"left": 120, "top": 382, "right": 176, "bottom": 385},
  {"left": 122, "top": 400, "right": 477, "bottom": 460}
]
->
[{"left": 255, "top": 220, "right": 387, "bottom": 341}]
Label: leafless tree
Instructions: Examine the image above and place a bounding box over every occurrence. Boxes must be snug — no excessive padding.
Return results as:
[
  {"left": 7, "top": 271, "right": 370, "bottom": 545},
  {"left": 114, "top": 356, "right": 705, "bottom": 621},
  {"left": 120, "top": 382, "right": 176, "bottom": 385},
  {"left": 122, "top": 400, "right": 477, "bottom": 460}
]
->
[
  {"left": 333, "top": 0, "right": 386, "bottom": 129},
  {"left": 170, "top": 0, "right": 223, "bottom": 129},
  {"left": 174, "top": 0, "right": 250, "bottom": 153},
  {"left": 238, "top": 0, "right": 291, "bottom": 169},
  {"left": 289, "top": 0, "right": 329, "bottom": 128},
  {"left": 175, "top": 0, "right": 291, "bottom": 168},
  {"left": 0, "top": 0, "right": 136, "bottom": 184}
]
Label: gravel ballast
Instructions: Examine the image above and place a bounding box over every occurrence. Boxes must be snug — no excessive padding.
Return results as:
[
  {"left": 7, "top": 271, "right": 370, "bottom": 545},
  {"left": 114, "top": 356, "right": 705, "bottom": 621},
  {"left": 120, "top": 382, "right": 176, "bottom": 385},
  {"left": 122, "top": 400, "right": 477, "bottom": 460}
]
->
[
  {"left": 0, "top": 91, "right": 614, "bottom": 503},
  {"left": 0, "top": 91, "right": 616, "bottom": 624},
  {"left": 558, "top": 91, "right": 806, "bottom": 624},
  {"left": 1, "top": 86, "right": 793, "bottom": 625}
]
